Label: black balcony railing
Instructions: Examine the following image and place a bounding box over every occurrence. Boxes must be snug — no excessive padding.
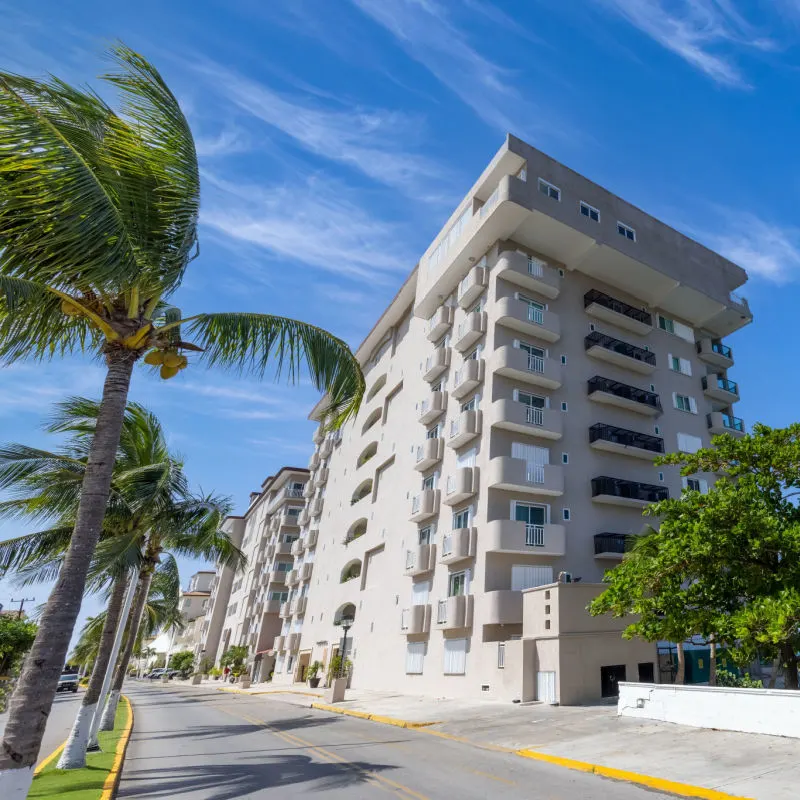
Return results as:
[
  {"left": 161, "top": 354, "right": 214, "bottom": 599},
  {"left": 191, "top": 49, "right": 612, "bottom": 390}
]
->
[
  {"left": 585, "top": 331, "right": 656, "bottom": 366},
  {"left": 587, "top": 376, "right": 662, "bottom": 411},
  {"left": 702, "top": 376, "right": 739, "bottom": 395},
  {"left": 589, "top": 423, "right": 664, "bottom": 454},
  {"left": 707, "top": 413, "right": 745, "bottom": 433},
  {"left": 591, "top": 476, "right": 669, "bottom": 503},
  {"left": 697, "top": 339, "right": 732, "bottom": 359},
  {"left": 584, "top": 289, "right": 653, "bottom": 326},
  {"left": 594, "top": 533, "right": 635, "bottom": 555}
]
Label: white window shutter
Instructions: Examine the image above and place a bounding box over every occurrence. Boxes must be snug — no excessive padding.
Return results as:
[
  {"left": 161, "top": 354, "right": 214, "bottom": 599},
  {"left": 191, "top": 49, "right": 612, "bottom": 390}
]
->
[
  {"left": 700, "top": 479, "right": 709, "bottom": 494},
  {"left": 513, "top": 389, "right": 519, "bottom": 402},
  {"left": 514, "top": 291, "right": 520, "bottom": 301},
  {"left": 412, "top": 580, "right": 430, "bottom": 605},
  {"left": 513, "top": 338, "right": 520, "bottom": 349},
  {"left": 681, "top": 358, "right": 692, "bottom": 376},
  {"left": 673, "top": 321, "right": 695, "bottom": 343},
  {"left": 681, "top": 477, "right": 688, "bottom": 489},
  {"left": 672, "top": 392, "right": 678, "bottom": 409},
  {"left": 443, "top": 639, "right": 467, "bottom": 675},
  {"left": 689, "top": 396, "right": 698, "bottom": 414},
  {"left": 406, "top": 642, "right": 425, "bottom": 674},
  {"left": 668, "top": 353, "right": 673, "bottom": 369}
]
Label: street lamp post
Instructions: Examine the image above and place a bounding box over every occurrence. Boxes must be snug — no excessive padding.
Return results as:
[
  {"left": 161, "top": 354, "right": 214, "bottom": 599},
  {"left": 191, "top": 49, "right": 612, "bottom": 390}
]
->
[{"left": 337, "top": 616, "right": 354, "bottom": 679}]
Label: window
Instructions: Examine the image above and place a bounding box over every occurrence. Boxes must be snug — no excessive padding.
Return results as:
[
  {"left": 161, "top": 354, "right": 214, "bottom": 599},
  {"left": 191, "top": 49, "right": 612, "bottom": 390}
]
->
[
  {"left": 683, "top": 477, "right": 708, "bottom": 493},
  {"left": 561, "top": 453, "right": 569, "bottom": 464},
  {"left": 419, "top": 525, "right": 434, "bottom": 545},
  {"left": 580, "top": 201, "right": 600, "bottom": 222},
  {"left": 422, "top": 474, "right": 436, "bottom": 490},
  {"left": 470, "top": 301, "right": 483, "bottom": 314},
  {"left": 431, "top": 381, "right": 442, "bottom": 393},
  {"left": 538, "top": 178, "right": 561, "bottom": 201},
  {"left": 677, "top": 433, "right": 703, "bottom": 454},
  {"left": 668, "top": 354, "right": 692, "bottom": 376},
  {"left": 461, "top": 396, "right": 479, "bottom": 412},
  {"left": 426, "top": 424, "right": 440, "bottom": 440},
  {"left": 465, "top": 347, "right": 480, "bottom": 361},
  {"left": 452, "top": 508, "right": 470, "bottom": 529},
  {"left": 443, "top": 638, "right": 467, "bottom": 675},
  {"left": 448, "top": 570, "right": 467, "bottom": 597},
  {"left": 673, "top": 393, "right": 698, "bottom": 414},
  {"left": 562, "top": 508, "right": 571, "bottom": 521},
  {"left": 658, "top": 472, "right": 664, "bottom": 482},
  {"left": 561, "top": 355, "right": 567, "bottom": 365},
  {"left": 561, "top": 402, "right": 568, "bottom": 412},
  {"left": 659, "top": 315, "right": 695, "bottom": 342},
  {"left": 406, "top": 642, "right": 425, "bottom": 674},
  {"left": 617, "top": 221, "right": 636, "bottom": 241},
  {"left": 654, "top": 426, "right": 660, "bottom": 435}
]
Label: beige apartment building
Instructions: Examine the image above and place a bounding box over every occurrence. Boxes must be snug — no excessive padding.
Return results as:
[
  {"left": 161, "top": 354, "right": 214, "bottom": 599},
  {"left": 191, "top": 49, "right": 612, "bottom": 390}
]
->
[
  {"left": 170, "top": 571, "right": 214, "bottom": 655},
  {"left": 196, "top": 466, "right": 309, "bottom": 681},
  {"left": 264, "top": 135, "right": 751, "bottom": 703}
]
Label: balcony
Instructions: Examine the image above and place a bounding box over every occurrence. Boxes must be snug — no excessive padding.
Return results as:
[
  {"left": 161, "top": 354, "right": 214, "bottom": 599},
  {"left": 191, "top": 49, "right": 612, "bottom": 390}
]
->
[
  {"left": 308, "top": 452, "right": 320, "bottom": 470},
  {"left": 454, "top": 311, "right": 487, "bottom": 353},
  {"left": 496, "top": 297, "right": 561, "bottom": 343},
  {"left": 451, "top": 359, "right": 485, "bottom": 399},
  {"left": 414, "top": 437, "right": 444, "bottom": 472},
  {"left": 589, "top": 423, "right": 664, "bottom": 461},
  {"left": 274, "top": 540, "right": 293, "bottom": 556},
  {"left": 440, "top": 527, "right": 476, "bottom": 565},
  {"left": 287, "top": 633, "right": 301, "bottom": 652},
  {"left": 319, "top": 439, "right": 333, "bottom": 459},
  {"left": 297, "top": 509, "right": 310, "bottom": 527},
  {"left": 457, "top": 266, "right": 488, "bottom": 308},
  {"left": 306, "top": 529, "right": 318, "bottom": 548},
  {"left": 448, "top": 410, "right": 481, "bottom": 448},
  {"left": 426, "top": 306, "right": 454, "bottom": 342},
  {"left": 313, "top": 424, "right": 325, "bottom": 445},
  {"left": 707, "top": 411, "right": 745, "bottom": 438},
  {"left": 423, "top": 348, "right": 451, "bottom": 382},
  {"left": 290, "top": 538, "right": 304, "bottom": 557},
  {"left": 490, "top": 398, "right": 562, "bottom": 441},
  {"left": 696, "top": 338, "right": 733, "bottom": 369},
  {"left": 410, "top": 489, "right": 440, "bottom": 522},
  {"left": 267, "top": 569, "right": 287, "bottom": 585},
  {"left": 488, "top": 457, "right": 564, "bottom": 496},
  {"left": 587, "top": 376, "right": 661, "bottom": 417},
  {"left": 303, "top": 482, "right": 314, "bottom": 499},
  {"left": 584, "top": 331, "right": 656, "bottom": 375},
  {"left": 484, "top": 520, "right": 566, "bottom": 556},
  {"left": 309, "top": 498, "right": 323, "bottom": 517},
  {"left": 264, "top": 598, "right": 282, "bottom": 614},
  {"left": 276, "top": 510, "right": 301, "bottom": 529},
  {"left": 273, "top": 635, "right": 286, "bottom": 651},
  {"left": 495, "top": 250, "right": 560, "bottom": 299},
  {"left": 435, "top": 594, "right": 473, "bottom": 630},
  {"left": 418, "top": 391, "right": 447, "bottom": 424},
  {"left": 485, "top": 590, "right": 523, "bottom": 626},
  {"left": 591, "top": 476, "right": 669, "bottom": 508},
  {"left": 584, "top": 289, "right": 653, "bottom": 336},
  {"left": 443, "top": 467, "right": 479, "bottom": 506},
  {"left": 491, "top": 345, "right": 562, "bottom": 390},
  {"left": 702, "top": 375, "right": 740, "bottom": 405},
  {"left": 287, "top": 569, "right": 302, "bottom": 587},
  {"left": 279, "top": 601, "right": 292, "bottom": 618},
  {"left": 291, "top": 596, "right": 307, "bottom": 616},
  {"left": 313, "top": 467, "right": 329, "bottom": 489},
  {"left": 400, "top": 604, "right": 431, "bottom": 635},
  {"left": 404, "top": 543, "right": 436, "bottom": 576},
  {"left": 301, "top": 563, "right": 314, "bottom": 582},
  {"left": 594, "top": 533, "right": 635, "bottom": 560}
]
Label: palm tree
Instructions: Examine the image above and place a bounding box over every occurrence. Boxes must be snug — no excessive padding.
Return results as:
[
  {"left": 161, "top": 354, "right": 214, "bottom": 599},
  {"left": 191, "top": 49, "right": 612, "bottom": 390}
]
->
[
  {"left": 0, "top": 399, "right": 243, "bottom": 767},
  {"left": 0, "top": 44, "right": 363, "bottom": 791}
]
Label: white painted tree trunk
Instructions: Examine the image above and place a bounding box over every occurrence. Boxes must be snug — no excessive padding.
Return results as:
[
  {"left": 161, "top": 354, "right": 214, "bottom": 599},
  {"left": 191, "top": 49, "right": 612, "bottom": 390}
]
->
[
  {"left": 98, "top": 690, "right": 120, "bottom": 733},
  {"left": 0, "top": 766, "right": 34, "bottom": 799},
  {"left": 56, "top": 703, "right": 95, "bottom": 769}
]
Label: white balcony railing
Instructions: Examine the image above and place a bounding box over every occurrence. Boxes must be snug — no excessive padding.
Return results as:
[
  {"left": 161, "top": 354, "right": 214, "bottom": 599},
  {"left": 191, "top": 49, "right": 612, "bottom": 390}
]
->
[
  {"left": 525, "top": 405, "right": 543, "bottom": 426},
  {"left": 400, "top": 608, "right": 410, "bottom": 630},
  {"left": 528, "top": 354, "right": 544, "bottom": 373},
  {"left": 525, "top": 524, "right": 545, "bottom": 547},
  {"left": 442, "top": 534, "right": 453, "bottom": 557},
  {"left": 479, "top": 187, "right": 499, "bottom": 219},
  {"left": 437, "top": 599, "right": 448, "bottom": 624},
  {"left": 527, "top": 257, "right": 544, "bottom": 277},
  {"left": 526, "top": 465, "right": 545, "bottom": 484},
  {"left": 526, "top": 305, "right": 544, "bottom": 325},
  {"left": 411, "top": 496, "right": 421, "bottom": 514},
  {"left": 446, "top": 475, "right": 455, "bottom": 495},
  {"left": 405, "top": 550, "right": 416, "bottom": 569}
]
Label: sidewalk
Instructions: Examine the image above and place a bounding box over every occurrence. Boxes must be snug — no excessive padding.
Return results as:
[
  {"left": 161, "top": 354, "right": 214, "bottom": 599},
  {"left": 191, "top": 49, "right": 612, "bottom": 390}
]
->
[{"left": 189, "top": 679, "right": 798, "bottom": 799}]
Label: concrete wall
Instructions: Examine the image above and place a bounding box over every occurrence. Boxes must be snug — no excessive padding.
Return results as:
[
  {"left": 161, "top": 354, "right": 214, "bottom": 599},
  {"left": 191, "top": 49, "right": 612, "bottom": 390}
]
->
[{"left": 618, "top": 682, "right": 800, "bottom": 738}]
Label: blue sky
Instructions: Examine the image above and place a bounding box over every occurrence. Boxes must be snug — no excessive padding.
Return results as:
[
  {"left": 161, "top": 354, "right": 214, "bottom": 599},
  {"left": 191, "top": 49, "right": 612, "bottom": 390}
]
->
[{"left": 0, "top": 0, "right": 796, "bottom": 636}]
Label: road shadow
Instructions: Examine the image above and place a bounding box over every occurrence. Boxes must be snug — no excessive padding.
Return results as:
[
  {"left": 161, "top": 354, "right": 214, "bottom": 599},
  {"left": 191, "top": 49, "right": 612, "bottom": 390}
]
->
[
  {"left": 118, "top": 752, "right": 400, "bottom": 799},
  {"left": 260, "top": 715, "right": 340, "bottom": 732}
]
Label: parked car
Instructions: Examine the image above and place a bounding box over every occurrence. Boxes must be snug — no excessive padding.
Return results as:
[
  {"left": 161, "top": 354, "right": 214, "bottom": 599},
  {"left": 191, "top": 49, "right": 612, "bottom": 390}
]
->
[
  {"left": 146, "top": 668, "right": 167, "bottom": 680},
  {"left": 56, "top": 673, "right": 79, "bottom": 693}
]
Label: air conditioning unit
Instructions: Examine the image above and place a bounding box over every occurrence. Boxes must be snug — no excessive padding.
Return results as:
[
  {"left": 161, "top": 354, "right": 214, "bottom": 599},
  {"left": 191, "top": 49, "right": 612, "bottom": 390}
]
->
[{"left": 558, "top": 571, "right": 572, "bottom": 583}]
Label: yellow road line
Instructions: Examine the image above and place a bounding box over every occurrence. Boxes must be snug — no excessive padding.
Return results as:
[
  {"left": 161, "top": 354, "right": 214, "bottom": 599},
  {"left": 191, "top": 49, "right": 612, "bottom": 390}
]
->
[
  {"left": 471, "top": 769, "right": 516, "bottom": 786},
  {"left": 99, "top": 695, "right": 134, "bottom": 800},
  {"left": 33, "top": 742, "right": 65, "bottom": 775}
]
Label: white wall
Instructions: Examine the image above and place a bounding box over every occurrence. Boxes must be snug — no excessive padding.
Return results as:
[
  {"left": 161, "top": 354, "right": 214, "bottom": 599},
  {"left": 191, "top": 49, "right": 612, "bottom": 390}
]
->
[{"left": 618, "top": 682, "right": 800, "bottom": 739}]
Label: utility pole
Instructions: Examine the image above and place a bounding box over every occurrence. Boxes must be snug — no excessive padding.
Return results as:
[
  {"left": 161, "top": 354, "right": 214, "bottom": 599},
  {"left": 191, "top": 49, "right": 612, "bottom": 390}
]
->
[{"left": 10, "top": 597, "right": 34, "bottom": 618}]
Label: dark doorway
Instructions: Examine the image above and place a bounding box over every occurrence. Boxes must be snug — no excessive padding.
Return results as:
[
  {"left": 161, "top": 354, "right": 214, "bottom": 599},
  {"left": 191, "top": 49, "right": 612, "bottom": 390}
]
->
[
  {"left": 638, "top": 662, "right": 655, "bottom": 683},
  {"left": 600, "top": 664, "right": 627, "bottom": 698}
]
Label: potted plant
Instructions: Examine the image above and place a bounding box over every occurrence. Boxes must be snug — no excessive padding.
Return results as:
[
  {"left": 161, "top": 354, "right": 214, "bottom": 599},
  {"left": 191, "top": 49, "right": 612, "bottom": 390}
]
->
[
  {"left": 209, "top": 667, "right": 222, "bottom": 681},
  {"left": 307, "top": 661, "right": 323, "bottom": 689}
]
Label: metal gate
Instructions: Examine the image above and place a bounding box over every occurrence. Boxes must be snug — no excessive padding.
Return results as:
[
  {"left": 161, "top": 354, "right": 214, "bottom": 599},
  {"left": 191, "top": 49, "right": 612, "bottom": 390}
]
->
[{"left": 537, "top": 670, "right": 556, "bottom": 704}]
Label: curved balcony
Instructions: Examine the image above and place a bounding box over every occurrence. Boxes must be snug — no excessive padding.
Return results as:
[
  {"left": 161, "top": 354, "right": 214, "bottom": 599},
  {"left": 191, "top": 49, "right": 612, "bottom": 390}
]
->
[
  {"left": 319, "top": 439, "right": 334, "bottom": 459},
  {"left": 272, "top": 634, "right": 286, "bottom": 651},
  {"left": 306, "top": 529, "right": 318, "bottom": 549},
  {"left": 423, "top": 348, "right": 451, "bottom": 382},
  {"left": 308, "top": 452, "right": 320, "bottom": 470},
  {"left": 457, "top": 266, "right": 488, "bottom": 308},
  {"left": 490, "top": 398, "right": 562, "bottom": 440},
  {"left": 440, "top": 527, "right": 476, "bottom": 565},
  {"left": 707, "top": 411, "right": 745, "bottom": 438},
  {"left": 587, "top": 376, "right": 661, "bottom": 417},
  {"left": 702, "top": 375, "right": 740, "bottom": 405},
  {"left": 414, "top": 437, "right": 444, "bottom": 472},
  {"left": 591, "top": 476, "right": 669, "bottom": 508},
  {"left": 264, "top": 597, "right": 282, "bottom": 614},
  {"left": 585, "top": 331, "right": 656, "bottom": 375},
  {"left": 447, "top": 410, "right": 481, "bottom": 448},
  {"left": 426, "top": 306, "right": 454, "bottom": 342},
  {"left": 435, "top": 594, "right": 473, "bottom": 631},
  {"left": 454, "top": 311, "right": 487, "bottom": 352},
  {"left": 301, "top": 563, "right": 313, "bottom": 582},
  {"left": 267, "top": 568, "right": 287, "bottom": 585},
  {"left": 485, "top": 590, "right": 523, "bottom": 626},
  {"left": 291, "top": 596, "right": 307, "bottom": 616},
  {"left": 484, "top": 519, "right": 565, "bottom": 556},
  {"left": 443, "top": 467, "right": 479, "bottom": 506},
  {"left": 279, "top": 601, "right": 292, "bottom": 618},
  {"left": 418, "top": 391, "right": 447, "bottom": 424},
  {"left": 313, "top": 467, "right": 329, "bottom": 489},
  {"left": 285, "top": 569, "right": 300, "bottom": 587},
  {"left": 290, "top": 538, "right": 304, "bottom": 557},
  {"left": 496, "top": 297, "right": 561, "bottom": 343},
  {"left": 491, "top": 345, "right": 562, "bottom": 390},
  {"left": 404, "top": 543, "right": 436, "bottom": 576},
  {"left": 495, "top": 250, "right": 561, "bottom": 299},
  {"left": 488, "top": 457, "right": 564, "bottom": 496},
  {"left": 589, "top": 423, "right": 664, "bottom": 461},
  {"left": 401, "top": 604, "right": 431, "bottom": 635},
  {"left": 410, "top": 489, "right": 440, "bottom": 523},
  {"left": 696, "top": 338, "right": 733, "bottom": 369},
  {"left": 287, "top": 633, "right": 301, "bottom": 652},
  {"left": 451, "top": 359, "right": 485, "bottom": 400},
  {"left": 274, "top": 540, "right": 293, "bottom": 556},
  {"left": 584, "top": 289, "right": 653, "bottom": 336},
  {"left": 309, "top": 497, "right": 323, "bottom": 517}
]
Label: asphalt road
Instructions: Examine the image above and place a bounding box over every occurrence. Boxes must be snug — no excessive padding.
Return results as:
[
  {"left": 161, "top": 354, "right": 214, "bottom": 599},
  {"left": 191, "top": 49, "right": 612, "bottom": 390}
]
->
[
  {"left": 0, "top": 686, "right": 81, "bottom": 766},
  {"left": 118, "top": 682, "right": 668, "bottom": 799}
]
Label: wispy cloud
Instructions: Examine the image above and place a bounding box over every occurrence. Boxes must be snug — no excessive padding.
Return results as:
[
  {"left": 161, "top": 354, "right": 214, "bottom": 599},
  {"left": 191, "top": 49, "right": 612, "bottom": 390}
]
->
[
  {"left": 349, "top": 0, "right": 548, "bottom": 136},
  {"left": 195, "top": 126, "right": 251, "bottom": 158},
  {"left": 185, "top": 58, "right": 449, "bottom": 199},
  {"left": 594, "top": 0, "right": 774, "bottom": 88},
  {"left": 201, "top": 171, "right": 415, "bottom": 282}
]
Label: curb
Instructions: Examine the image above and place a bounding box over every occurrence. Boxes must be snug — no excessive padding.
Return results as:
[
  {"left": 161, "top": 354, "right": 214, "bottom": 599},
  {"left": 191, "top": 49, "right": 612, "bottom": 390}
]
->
[
  {"left": 310, "top": 702, "right": 439, "bottom": 729},
  {"left": 99, "top": 694, "right": 134, "bottom": 800},
  {"left": 306, "top": 703, "right": 752, "bottom": 799},
  {"left": 217, "top": 686, "right": 322, "bottom": 698},
  {"left": 33, "top": 742, "right": 65, "bottom": 776}
]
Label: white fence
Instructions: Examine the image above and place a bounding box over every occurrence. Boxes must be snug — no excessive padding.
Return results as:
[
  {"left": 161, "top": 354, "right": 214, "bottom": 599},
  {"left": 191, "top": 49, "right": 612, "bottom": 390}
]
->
[{"left": 618, "top": 682, "right": 800, "bottom": 738}]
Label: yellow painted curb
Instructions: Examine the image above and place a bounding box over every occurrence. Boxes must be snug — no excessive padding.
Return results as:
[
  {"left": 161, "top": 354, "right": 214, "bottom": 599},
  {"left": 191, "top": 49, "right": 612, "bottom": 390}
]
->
[
  {"left": 515, "top": 749, "right": 754, "bottom": 800},
  {"left": 33, "top": 742, "right": 65, "bottom": 776},
  {"left": 217, "top": 686, "right": 322, "bottom": 698},
  {"left": 310, "top": 702, "right": 439, "bottom": 729},
  {"left": 99, "top": 694, "right": 134, "bottom": 800}
]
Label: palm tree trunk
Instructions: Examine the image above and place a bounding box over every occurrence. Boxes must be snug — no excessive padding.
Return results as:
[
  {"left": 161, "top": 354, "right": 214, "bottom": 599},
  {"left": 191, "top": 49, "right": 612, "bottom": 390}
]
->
[
  {"left": 0, "top": 351, "right": 136, "bottom": 799},
  {"left": 57, "top": 574, "right": 128, "bottom": 769},
  {"left": 676, "top": 641, "right": 686, "bottom": 684},
  {"left": 99, "top": 568, "right": 153, "bottom": 731},
  {"left": 709, "top": 637, "right": 717, "bottom": 687}
]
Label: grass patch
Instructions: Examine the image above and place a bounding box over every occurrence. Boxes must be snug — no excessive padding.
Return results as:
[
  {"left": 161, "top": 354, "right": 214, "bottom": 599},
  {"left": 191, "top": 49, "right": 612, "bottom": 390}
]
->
[{"left": 30, "top": 697, "right": 131, "bottom": 800}]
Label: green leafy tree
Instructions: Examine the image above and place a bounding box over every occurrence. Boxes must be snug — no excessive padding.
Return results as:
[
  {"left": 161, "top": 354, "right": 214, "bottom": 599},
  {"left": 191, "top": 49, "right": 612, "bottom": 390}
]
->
[
  {"left": 0, "top": 616, "right": 37, "bottom": 676},
  {"left": 168, "top": 651, "right": 194, "bottom": 675},
  {"left": 220, "top": 645, "right": 248, "bottom": 677},
  {"left": 0, "top": 44, "right": 363, "bottom": 788},
  {"left": 591, "top": 424, "right": 800, "bottom": 689}
]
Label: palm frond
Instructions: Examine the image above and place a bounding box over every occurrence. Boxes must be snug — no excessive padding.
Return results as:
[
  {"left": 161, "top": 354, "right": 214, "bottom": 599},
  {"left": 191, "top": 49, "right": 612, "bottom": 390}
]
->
[
  {"left": 186, "top": 313, "right": 364, "bottom": 426},
  {"left": 0, "top": 526, "right": 74, "bottom": 572}
]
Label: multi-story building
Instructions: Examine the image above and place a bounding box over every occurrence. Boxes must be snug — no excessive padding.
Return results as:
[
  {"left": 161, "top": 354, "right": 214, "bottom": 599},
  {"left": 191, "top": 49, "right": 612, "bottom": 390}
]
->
[
  {"left": 197, "top": 466, "right": 309, "bottom": 680},
  {"left": 275, "top": 135, "right": 751, "bottom": 701},
  {"left": 170, "top": 571, "right": 214, "bottom": 655}
]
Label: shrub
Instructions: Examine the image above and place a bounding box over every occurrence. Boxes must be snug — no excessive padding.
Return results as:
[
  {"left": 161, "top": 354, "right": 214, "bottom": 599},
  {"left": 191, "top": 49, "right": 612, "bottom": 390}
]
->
[{"left": 717, "top": 669, "right": 763, "bottom": 689}]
